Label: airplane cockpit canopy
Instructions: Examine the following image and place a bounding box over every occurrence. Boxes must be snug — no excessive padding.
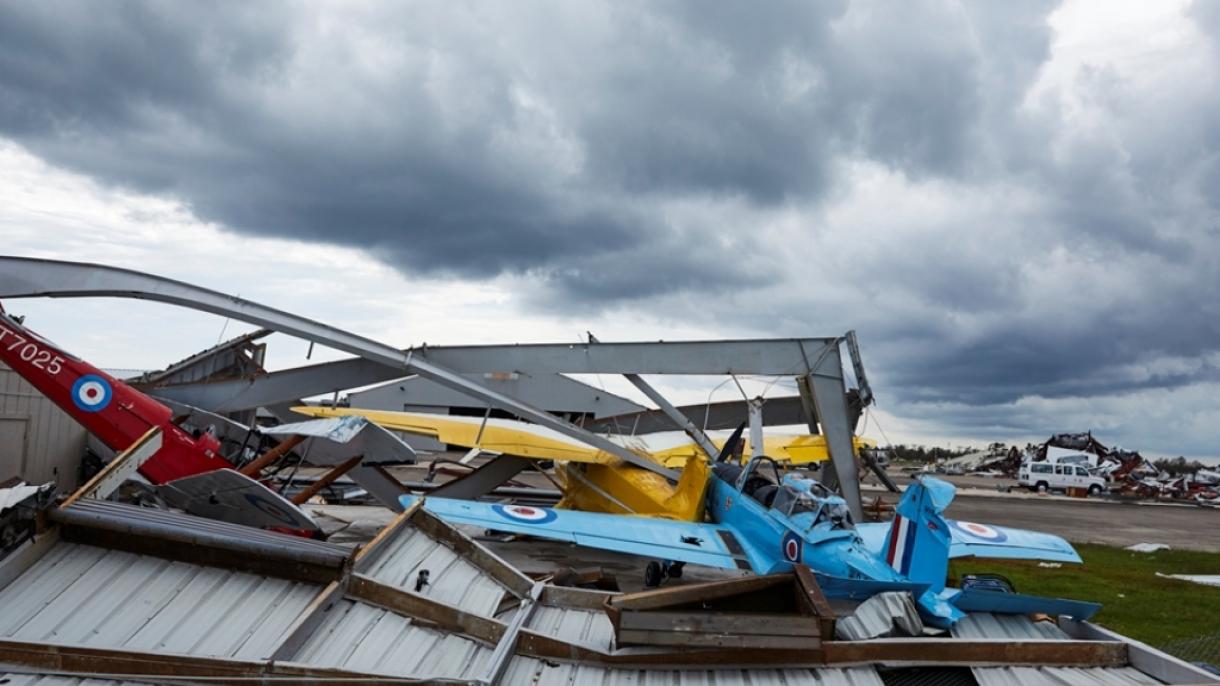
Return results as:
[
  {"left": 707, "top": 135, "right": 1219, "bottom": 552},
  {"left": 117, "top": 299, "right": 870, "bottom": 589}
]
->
[{"left": 771, "top": 484, "right": 819, "bottom": 519}]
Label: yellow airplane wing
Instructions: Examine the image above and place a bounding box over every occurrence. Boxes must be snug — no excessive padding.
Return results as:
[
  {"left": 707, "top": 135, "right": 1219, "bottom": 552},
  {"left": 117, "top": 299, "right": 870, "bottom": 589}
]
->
[
  {"left": 648, "top": 433, "right": 876, "bottom": 468},
  {"left": 291, "top": 406, "right": 619, "bottom": 464}
]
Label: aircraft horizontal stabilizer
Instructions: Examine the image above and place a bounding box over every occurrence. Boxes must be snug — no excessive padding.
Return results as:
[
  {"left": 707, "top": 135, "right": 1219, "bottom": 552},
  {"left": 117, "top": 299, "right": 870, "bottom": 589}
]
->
[{"left": 950, "top": 587, "right": 1102, "bottom": 621}]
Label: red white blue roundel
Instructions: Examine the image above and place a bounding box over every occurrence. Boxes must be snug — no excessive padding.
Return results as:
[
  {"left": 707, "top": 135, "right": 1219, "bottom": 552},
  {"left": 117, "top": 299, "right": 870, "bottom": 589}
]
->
[
  {"left": 71, "top": 375, "right": 112, "bottom": 413},
  {"left": 243, "top": 493, "right": 304, "bottom": 528},
  {"left": 781, "top": 531, "right": 803, "bottom": 563},
  {"left": 493, "top": 504, "right": 558, "bottom": 524},
  {"left": 951, "top": 520, "right": 1008, "bottom": 543}
]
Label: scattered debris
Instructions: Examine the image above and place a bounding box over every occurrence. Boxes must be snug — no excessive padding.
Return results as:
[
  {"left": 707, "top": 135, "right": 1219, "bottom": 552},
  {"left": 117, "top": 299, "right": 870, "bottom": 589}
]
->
[
  {"left": 1125, "top": 543, "right": 1171, "bottom": 553},
  {"left": 0, "top": 480, "right": 55, "bottom": 554},
  {"left": 1156, "top": 573, "right": 1220, "bottom": 588}
]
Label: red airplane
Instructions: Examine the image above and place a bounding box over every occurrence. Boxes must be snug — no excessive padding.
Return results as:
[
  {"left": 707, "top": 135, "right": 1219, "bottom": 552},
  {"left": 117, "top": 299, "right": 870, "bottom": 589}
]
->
[{"left": 0, "top": 301, "right": 317, "bottom": 533}]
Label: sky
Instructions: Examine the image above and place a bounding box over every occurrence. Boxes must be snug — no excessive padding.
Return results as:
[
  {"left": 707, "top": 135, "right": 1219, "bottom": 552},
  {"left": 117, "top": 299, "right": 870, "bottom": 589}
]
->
[{"left": 2, "top": 0, "right": 1219, "bottom": 459}]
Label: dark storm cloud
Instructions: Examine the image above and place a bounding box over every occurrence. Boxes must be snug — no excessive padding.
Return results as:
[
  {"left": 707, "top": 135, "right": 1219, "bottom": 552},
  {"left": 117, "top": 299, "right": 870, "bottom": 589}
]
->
[
  {"left": 0, "top": 1, "right": 1025, "bottom": 290},
  {"left": 3, "top": 0, "right": 1220, "bottom": 452}
]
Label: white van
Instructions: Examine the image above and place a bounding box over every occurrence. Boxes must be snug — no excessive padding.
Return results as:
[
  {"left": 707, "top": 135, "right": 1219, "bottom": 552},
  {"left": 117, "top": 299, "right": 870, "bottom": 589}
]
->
[{"left": 1019, "top": 462, "right": 1107, "bottom": 495}]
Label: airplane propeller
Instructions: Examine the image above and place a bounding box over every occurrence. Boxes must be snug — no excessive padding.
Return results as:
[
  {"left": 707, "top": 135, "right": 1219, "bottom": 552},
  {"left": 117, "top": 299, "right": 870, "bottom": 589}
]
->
[{"left": 715, "top": 422, "right": 747, "bottom": 463}]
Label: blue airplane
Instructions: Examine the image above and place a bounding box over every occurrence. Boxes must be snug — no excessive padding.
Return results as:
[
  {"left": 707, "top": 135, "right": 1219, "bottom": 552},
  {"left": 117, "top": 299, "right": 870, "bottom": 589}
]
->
[{"left": 402, "top": 441, "right": 1099, "bottom": 628}]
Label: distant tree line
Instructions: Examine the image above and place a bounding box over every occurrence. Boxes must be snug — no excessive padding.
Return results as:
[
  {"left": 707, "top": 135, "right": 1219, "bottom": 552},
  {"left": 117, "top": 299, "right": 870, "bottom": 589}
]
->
[
  {"left": 1153, "top": 456, "right": 1209, "bottom": 476},
  {"left": 886, "top": 444, "right": 977, "bottom": 463}
]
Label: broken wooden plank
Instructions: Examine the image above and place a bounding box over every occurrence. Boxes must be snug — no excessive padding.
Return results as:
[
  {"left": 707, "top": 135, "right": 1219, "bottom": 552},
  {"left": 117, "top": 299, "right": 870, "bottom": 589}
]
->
[
  {"left": 538, "top": 584, "right": 615, "bottom": 610},
  {"left": 607, "top": 573, "right": 792, "bottom": 611},
  {"left": 269, "top": 579, "right": 350, "bottom": 662},
  {"left": 616, "top": 628, "right": 817, "bottom": 650},
  {"left": 349, "top": 573, "right": 506, "bottom": 645},
  {"left": 60, "top": 427, "right": 161, "bottom": 507},
  {"left": 619, "top": 610, "right": 821, "bottom": 637},
  {"left": 352, "top": 496, "right": 421, "bottom": 571},
  {"left": 793, "top": 564, "right": 836, "bottom": 638},
  {"left": 411, "top": 506, "right": 534, "bottom": 597}
]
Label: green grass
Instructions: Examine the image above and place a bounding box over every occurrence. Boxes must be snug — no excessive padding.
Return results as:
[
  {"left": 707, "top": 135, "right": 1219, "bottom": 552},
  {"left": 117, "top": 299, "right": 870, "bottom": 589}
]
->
[{"left": 950, "top": 543, "right": 1220, "bottom": 647}]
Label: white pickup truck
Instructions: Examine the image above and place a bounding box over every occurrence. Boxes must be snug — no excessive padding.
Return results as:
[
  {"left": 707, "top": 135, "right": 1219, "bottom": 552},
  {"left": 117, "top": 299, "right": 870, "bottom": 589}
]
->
[{"left": 1019, "top": 461, "right": 1107, "bottom": 495}]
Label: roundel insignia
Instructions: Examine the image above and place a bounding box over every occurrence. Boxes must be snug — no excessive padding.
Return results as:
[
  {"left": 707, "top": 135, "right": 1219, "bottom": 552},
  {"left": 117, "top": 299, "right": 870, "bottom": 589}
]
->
[
  {"left": 71, "top": 374, "right": 112, "bottom": 413},
  {"left": 242, "top": 493, "right": 304, "bottom": 528},
  {"left": 952, "top": 520, "right": 1008, "bottom": 542},
  {"left": 781, "top": 531, "right": 803, "bottom": 563},
  {"left": 493, "top": 504, "right": 558, "bottom": 524}
]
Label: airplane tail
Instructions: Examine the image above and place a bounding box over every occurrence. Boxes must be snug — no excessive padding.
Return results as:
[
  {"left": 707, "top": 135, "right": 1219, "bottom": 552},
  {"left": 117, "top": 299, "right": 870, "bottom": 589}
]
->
[
  {"left": 663, "top": 452, "right": 712, "bottom": 521},
  {"left": 881, "top": 476, "right": 955, "bottom": 592},
  {"left": 0, "top": 306, "right": 231, "bottom": 484}
]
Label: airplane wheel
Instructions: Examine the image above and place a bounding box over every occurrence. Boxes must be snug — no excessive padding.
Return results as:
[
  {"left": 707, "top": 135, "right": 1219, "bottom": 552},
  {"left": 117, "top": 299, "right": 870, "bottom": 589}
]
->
[
  {"left": 644, "top": 561, "right": 664, "bottom": 588},
  {"left": 666, "top": 562, "right": 684, "bottom": 579}
]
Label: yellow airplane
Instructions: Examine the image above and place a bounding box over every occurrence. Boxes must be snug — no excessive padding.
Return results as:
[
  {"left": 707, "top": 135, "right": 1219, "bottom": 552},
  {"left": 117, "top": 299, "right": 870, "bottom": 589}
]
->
[{"left": 292, "top": 406, "right": 872, "bottom": 521}]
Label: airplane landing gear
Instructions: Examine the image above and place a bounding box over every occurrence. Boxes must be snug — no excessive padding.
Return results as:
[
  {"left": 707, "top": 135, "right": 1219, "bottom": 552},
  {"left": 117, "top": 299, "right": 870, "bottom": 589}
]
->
[
  {"left": 643, "top": 560, "right": 685, "bottom": 587},
  {"left": 644, "top": 561, "right": 663, "bottom": 587}
]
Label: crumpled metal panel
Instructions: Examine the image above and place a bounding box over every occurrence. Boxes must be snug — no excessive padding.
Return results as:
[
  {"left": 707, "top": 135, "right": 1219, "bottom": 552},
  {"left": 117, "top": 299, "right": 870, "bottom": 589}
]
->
[
  {"left": 527, "top": 605, "right": 615, "bottom": 651},
  {"left": 361, "top": 526, "right": 508, "bottom": 616},
  {"left": 951, "top": 613, "right": 1069, "bottom": 640},
  {"left": 837, "top": 592, "right": 923, "bottom": 640},
  {"left": 0, "top": 542, "right": 318, "bottom": 659},
  {"left": 0, "top": 484, "right": 44, "bottom": 512},
  {"left": 969, "top": 667, "right": 1161, "bottom": 686},
  {"left": 290, "top": 598, "right": 491, "bottom": 679},
  {"left": 262, "top": 415, "right": 416, "bottom": 465},
  {"left": 502, "top": 659, "right": 885, "bottom": 685}
]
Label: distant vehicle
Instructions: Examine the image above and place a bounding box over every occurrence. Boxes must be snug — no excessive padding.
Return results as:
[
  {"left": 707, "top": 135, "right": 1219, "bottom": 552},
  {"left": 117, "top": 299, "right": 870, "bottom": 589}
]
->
[{"left": 1019, "top": 461, "right": 1107, "bottom": 495}]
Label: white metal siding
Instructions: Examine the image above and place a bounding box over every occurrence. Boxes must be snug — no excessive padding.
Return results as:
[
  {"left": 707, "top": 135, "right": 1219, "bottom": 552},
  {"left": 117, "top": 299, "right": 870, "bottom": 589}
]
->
[
  {"left": 0, "top": 542, "right": 319, "bottom": 659},
  {"left": 0, "top": 362, "right": 87, "bottom": 491},
  {"left": 501, "top": 659, "right": 886, "bottom": 685},
  {"left": 361, "top": 526, "right": 509, "bottom": 616},
  {"left": 528, "top": 605, "right": 616, "bottom": 651},
  {"left": 291, "top": 599, "right": 492, "bottom": 679}
]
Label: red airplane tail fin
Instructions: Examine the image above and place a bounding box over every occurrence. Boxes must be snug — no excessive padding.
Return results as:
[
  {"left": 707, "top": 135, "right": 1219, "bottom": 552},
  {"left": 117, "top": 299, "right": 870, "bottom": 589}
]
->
[{"left": 0, "top": 307, "right": 231, "bottom": 483}]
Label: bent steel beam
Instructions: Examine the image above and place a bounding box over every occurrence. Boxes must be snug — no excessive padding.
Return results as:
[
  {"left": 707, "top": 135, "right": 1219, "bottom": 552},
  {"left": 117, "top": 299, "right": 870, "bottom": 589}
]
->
[
  {"left": 803, "top": 343, "right": 864, "bottom": 521},
  {"left": 0, "top": 257, "right": 677, "bottom": 479},
  {"left": 588, "top": 331, "right": 719, "bottom": 460}
]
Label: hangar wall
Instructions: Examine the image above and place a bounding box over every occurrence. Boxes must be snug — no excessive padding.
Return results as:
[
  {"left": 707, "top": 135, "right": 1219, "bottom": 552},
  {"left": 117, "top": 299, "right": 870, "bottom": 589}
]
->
[{"left": 0, "top": 361, "right": 87, "bottom": 491}]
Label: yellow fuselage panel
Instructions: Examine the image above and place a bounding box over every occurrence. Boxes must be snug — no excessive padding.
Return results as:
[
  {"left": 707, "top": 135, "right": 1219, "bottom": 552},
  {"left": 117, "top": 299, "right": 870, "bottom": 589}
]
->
[{"left": 557, "top": 456, "right": 710, "bottom": 521}]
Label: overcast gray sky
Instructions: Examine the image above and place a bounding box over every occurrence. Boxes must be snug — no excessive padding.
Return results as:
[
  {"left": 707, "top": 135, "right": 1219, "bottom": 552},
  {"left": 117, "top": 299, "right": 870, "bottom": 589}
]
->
[{"left": 2, "top": 0, "right": 1219, "bottom": 458}]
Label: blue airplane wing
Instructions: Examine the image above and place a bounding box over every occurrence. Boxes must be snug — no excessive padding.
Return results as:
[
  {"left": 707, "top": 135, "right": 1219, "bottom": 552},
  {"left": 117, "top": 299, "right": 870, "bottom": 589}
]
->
[
  {"left": 404, "top": 495, "right": 755, "bottom": 571},
  {"left": 856, "top": 520, "right": 1082, "bottom": 564}
]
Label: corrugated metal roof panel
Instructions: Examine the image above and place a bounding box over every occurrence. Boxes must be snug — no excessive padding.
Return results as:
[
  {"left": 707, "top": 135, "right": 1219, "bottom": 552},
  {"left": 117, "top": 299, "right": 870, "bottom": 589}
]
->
[
  {"left": 0, "top": 676, "right": 151, "bottom": 686},
  {"left": 502, "top": 658, "right": 886, "bottom": 685},
  {"left": 527, "top": 605, "right": 615, "bottom": 651},
  {"left": 0, "top": 542, "right": 318, "bottom": 659},
  {"left": 361, "top": 526, "right": 508, "bottom": 616},
  {"left": 951, "top": 613, "right": 1070, "bottom": 640},
  {"left": 53, "top": 499, "right": 349, "bottom": 568},
  {"left": 970, "top": 666, "right": 1161, "bottom": 686},
  {"left": 290, "top": 598, "right": 491, "bottom": 679},
  {"left": 954, "top": 615, "right": 1165, "bottom": 686}
]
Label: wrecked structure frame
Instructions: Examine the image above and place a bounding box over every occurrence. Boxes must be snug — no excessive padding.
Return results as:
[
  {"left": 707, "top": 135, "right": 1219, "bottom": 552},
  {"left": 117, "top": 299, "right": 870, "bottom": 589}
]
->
[{"left": 0, "top": 257, "right": 871, "bottom": 518}]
